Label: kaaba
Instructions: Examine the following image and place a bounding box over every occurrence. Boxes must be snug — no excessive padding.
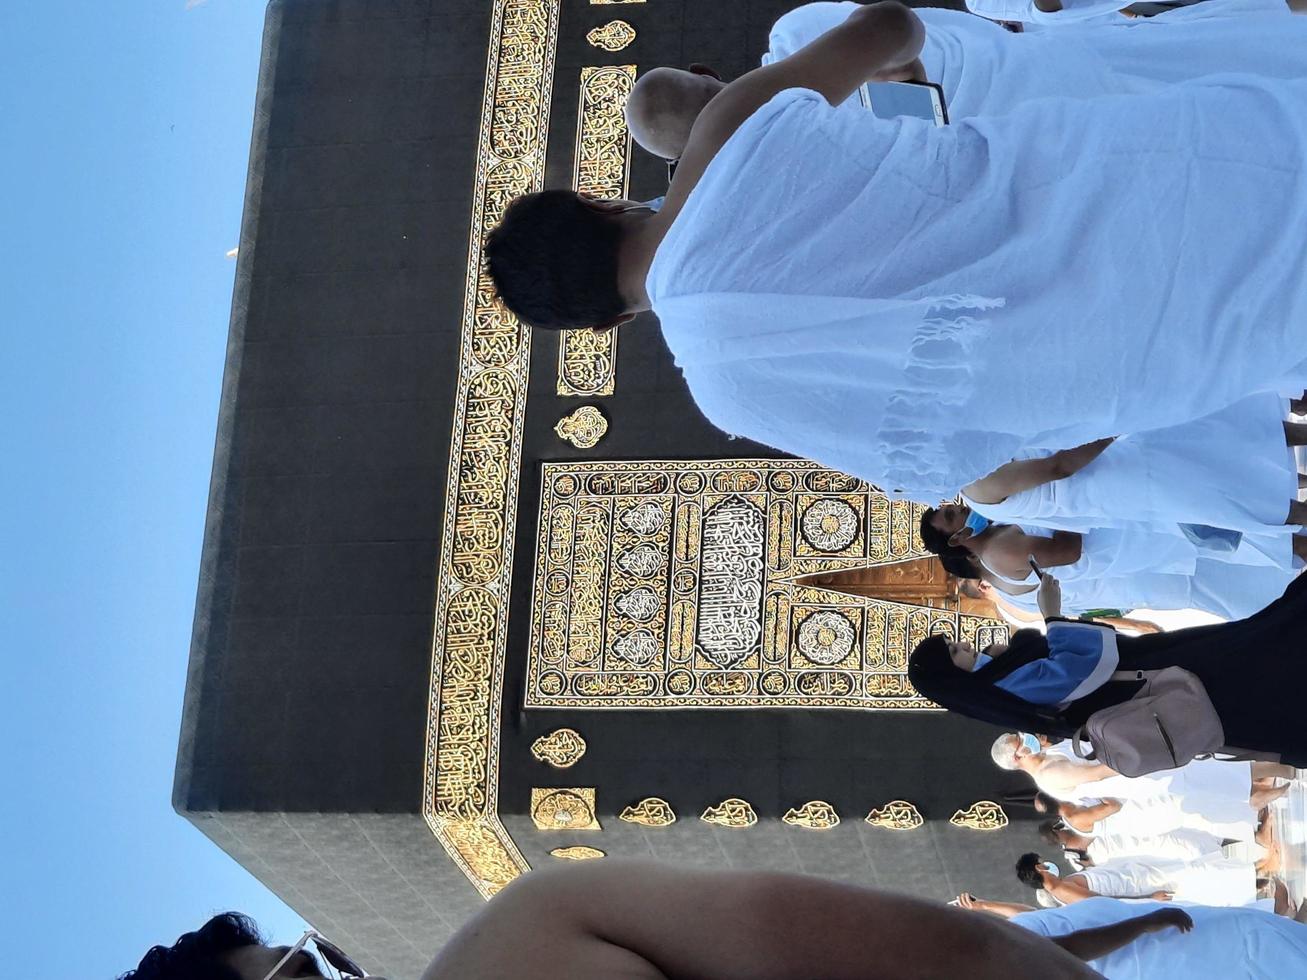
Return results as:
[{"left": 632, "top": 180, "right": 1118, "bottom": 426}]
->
[{"left": 175, "top": 2, "right": 1043, "bottom": 976}]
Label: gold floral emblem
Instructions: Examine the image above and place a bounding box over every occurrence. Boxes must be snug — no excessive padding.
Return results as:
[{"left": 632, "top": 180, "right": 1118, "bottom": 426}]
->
[
  {"left": 865, "top": 800, "right": 924, "bottom": 830},
  {"left": 701, "top": 798, "right": 758, "bottom": 829},
  {"left": 950, "top": 801, "right": 1009, "bottom": 831},
  {"left": 619, "top": 797, "right": 677, "bottom": 827},
  {"left": 555, "top": 406, "right": 609, "bottom": 449},
  {"left": 550, "top": 846, "right": 606, "bottom": 860},
  {"left": 531, "top": 788, "right": 601, "bottom": 830},
  {"left": 782, "top": 801, "right": 840, "bottom": 830},
  {"left": 530, "top": 729, "right": 587, "bottom": 769},
  {"left": 586, "top": 19, "right": 637, "bottom": 52}
]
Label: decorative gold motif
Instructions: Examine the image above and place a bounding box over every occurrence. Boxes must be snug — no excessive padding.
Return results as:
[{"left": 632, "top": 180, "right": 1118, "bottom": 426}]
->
[
  {"left": 620, "top": 797, "right": 677, "bottom": 827},
  {"left": 423, "top": 0, "right": 561, "bottom": 900},
  {"left": 865, "top": 801, "right": 925, "bottom": 830},
  {"left": 527, "top": 460, "right": 1009, "bottom": 709},
  {"left": 532, "top": 788, "right": 602, "bottom": 830},
  {"left": 951, "top": 801, "right": 1009, "bottom": 831},
  {"left": 550, "top": 845, "right": 606, "bottom": 860},
  {"left": 586, "top": 19, "right": 636, "bottom": 51},
  {"left": 783, "top": 801, "right": 841, "bottom": 830},
  {"left": 701, "top": 798, "right": 758, "bottom": 829},
  {"left": 530, "top": 729, "right": 588, "bottom": 769},
  {"left": 557, "top": 64, "right": 636, "bottom": 397},
  {"left": 555, "top": 406, "right": 609, "bottom": 449}
]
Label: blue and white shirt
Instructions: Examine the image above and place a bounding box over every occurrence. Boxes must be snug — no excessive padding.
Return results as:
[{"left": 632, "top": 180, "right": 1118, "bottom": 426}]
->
[{"left": 995, "top": 621, "right": 1119, "bottom": 707}]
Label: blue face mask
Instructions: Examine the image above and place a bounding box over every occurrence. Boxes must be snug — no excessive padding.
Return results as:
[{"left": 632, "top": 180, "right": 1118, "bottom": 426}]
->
[
  {"left": 963, "top": 510, "right": 990, "bottom": 536},
  {"left": 970, "top": 652, "right": 992, "bottom": 673},
  {"left": 1018, "top": 732, "right": 1042, "bottom": 755},
  {"left": 1040, "top": 861, "right": 1060, "bottom": 878}
]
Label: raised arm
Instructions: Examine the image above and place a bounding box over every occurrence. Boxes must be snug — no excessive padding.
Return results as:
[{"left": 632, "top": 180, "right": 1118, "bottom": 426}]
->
[
  {"left": 1048, "top": 874, "right": 1102, "bottom": 905},
  {"left": 1050, "top": 909, "right": 1193, "bottom": 961},
  {"left": 426, "top": 861, "right": 1104, "bottom": 980},
  {"left": 964, "top": 439, "right": 1115, "bottom": 506},
  {"left": 1077, "top": 798, "right": 1124, "bottom": 826},
  {"left": 666, "top": 2, "right": 924, "bottom": 210},
  {"left": 983, "top": 528, "right": 1082, "bottom": 580},
  {"left": 956, "top": 892, "right": 1038, "bottom": 919}
]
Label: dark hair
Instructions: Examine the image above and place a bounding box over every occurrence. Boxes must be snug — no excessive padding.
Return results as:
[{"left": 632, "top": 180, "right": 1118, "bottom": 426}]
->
[
  {"left": 918, "top": 509, "right": 979, "bottom": 579},
  {"left": 918, "top": 508, "right": 950, "bottom": 554},
  {"left": 484, "top": 189, "right": 626, "bottom": 330},
  {"left": 938, "top": 550, "right": 980, "bottom": 580},
  {"left": 119, "top": 913, "right": 264, "bottom": 980},
  {"left": 1016, "top": 852, "right": 1046, "bottom": 890},
  {"left": 1038, "top": 819, "right": 1062, "bottom": 846}
]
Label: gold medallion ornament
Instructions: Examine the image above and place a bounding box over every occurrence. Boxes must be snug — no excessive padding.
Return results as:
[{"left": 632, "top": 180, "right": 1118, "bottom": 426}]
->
[
  {"left": 586, "top": 19, "right": 637, "bottom": 51},
  {"left": 950, "top": 801, "right": 1009, "bottom": 831},
  {"left": 782, "top": 801, "right": 841, "bottom": 830},
  {"left": 865, "top": 801, "right": 925, "bottom": 831},
  {"left": 555, "top": 406, "right": 609, "bottom": 449},
  {"left": 531, "top": 788, "right": 602, "bottom": 831},
  {"left": 558, "top": 65, "right": 636, "bottom": 397},
  {"left": 530, "top": 729, "right": 587, "bottom": 769},
  {"left": 619, "top": 797, "right": 677, "bottom": 827},
  {"left": 424, "top": 0, "right": 560, "bottom": 900},
  {"left": 701, "top": 798, "right": 758, "bottom": 829},
  {"left": 550, "top": 846, "right": 606, "bottom": 860}
]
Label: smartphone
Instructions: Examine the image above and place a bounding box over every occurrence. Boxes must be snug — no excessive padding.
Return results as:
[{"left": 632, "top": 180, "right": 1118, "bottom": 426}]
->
[
  {"left": 858, "top": 80, "right": 949, "bottom": 127},
  {"left": 1029, "top": 557, "right": 1044, "bottom": 579}
]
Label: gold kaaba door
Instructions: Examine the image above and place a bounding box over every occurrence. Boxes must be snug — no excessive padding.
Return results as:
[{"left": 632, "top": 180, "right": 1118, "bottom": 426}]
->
[{"left": 528, "top": 459, "right": 1008, "bottom": 710}]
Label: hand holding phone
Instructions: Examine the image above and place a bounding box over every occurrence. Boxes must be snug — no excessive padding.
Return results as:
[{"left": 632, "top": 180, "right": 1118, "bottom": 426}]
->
[{"left": 1036, "top": 567, "right": 1062, "bottom": 620}]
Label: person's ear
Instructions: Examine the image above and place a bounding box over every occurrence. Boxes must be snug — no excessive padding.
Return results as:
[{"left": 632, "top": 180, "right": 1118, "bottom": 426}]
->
[
  {"left": 948, "top": 528, "right": 973, "bottom": 547},
  {"left": 592, "top": 313, "right": 636, "bottom": 332}
]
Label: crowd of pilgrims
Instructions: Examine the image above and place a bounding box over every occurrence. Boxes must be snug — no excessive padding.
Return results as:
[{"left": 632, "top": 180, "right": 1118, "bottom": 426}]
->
[{"left": 474, "top": 0, "right": 1307, "bottom": 973}]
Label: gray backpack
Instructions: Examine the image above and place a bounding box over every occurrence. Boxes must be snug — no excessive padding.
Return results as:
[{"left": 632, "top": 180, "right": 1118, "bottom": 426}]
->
[{"left": 1072, "top": 667, "right": 1224, "bottom": 777}]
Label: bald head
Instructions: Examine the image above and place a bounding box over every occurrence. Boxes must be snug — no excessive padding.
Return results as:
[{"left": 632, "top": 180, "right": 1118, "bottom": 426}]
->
[{"left": 625, "top": 66, "right": 726, "bottom": 162}]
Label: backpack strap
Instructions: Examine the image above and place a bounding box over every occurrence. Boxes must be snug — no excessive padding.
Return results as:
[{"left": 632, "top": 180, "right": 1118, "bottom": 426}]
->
[{"left": 1071, "top": 726, "right": 1095, "bottom": 760}]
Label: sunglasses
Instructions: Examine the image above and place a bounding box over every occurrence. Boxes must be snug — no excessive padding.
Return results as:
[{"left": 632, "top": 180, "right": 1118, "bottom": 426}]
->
[{"left": 261, "top": 931, "right": 366, "bottom": 980}]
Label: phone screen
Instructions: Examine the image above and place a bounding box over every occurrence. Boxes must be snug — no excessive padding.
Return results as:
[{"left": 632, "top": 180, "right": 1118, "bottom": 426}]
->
[{"left": 858, "top": 81, "right": 948, "bottom": 126}]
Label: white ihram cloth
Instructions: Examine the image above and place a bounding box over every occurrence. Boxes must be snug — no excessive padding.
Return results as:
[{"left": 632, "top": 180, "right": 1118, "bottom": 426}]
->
[
  {"left": 1068, "top": 761, "right": 1257, "bottom": 840},
  {"left": 1015, "top": 898, "right": 1307, "bottom": 979},
  {"left": 967, "top": 0, "right": 1289, "bottom": 27},
  {"left": 998, "top": 559, "right": 1294, "bottom": 619},
  {"left": 764, "top": 5, "right": 1123, "bottom": 118},
  {"left": 962, "top": 394, "right": 1297, "bottom": 564},
  {"left": 1083, "top": 828, "right": 1223, "bottom": 864},
  {"left": 648, "top": 80, "right": 1307, "bottom": 502},
  {"left": 1091, "top": 794, "right": 1258, "bottom": 842},
  {"left": 994, "top": 571, "right": 1193, "bottom": 617},
  {"left": 766, "top": 3, "right": 1307, "bottom": 116},
  {"left": 1072, "top": 855, "right": 1256, "bottom": 906},
  {"left": 977, "top": 524, "right": 1293, "bottom": 619}
]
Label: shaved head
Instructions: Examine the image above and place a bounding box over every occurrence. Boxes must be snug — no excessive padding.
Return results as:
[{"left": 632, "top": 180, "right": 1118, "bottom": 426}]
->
[{"left": 625, "top": 65, "right": 726, "bottom": 161}]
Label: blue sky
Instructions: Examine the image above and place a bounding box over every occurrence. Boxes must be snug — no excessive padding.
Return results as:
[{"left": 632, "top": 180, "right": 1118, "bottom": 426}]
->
[{"left": 1, "top": 2, "right": 309, "bottom": 976}]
